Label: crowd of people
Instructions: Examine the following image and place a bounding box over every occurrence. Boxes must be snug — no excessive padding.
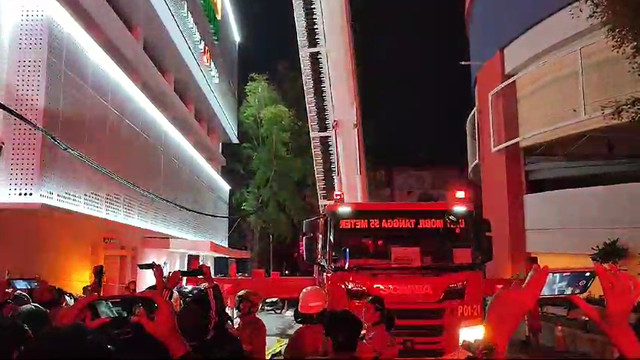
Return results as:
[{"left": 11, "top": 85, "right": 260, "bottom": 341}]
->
[{"left": 0, "top": 262, "right": 639, "bottom": 359}]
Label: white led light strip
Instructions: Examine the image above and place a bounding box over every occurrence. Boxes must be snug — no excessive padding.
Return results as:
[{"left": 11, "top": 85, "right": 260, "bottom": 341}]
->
[
  {"left": 223, "top": 0, "right": 240, "bottom": 43},
  {"left": 40, "top": 196, "right": 212, "bottom": 242},
  {"left": 46, "top": 0, "right": 231, "bottom": 191}
]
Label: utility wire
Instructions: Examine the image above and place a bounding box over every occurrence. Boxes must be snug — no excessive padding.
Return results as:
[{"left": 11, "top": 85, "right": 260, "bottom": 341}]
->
[{"left": 0, "top": 101, "right": 239, "bottom": 219}]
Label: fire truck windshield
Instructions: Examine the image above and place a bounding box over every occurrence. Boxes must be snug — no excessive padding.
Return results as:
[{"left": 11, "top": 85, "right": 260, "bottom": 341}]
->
[{"left": 329, "top": 209, "right": 473, "bottom": 269}]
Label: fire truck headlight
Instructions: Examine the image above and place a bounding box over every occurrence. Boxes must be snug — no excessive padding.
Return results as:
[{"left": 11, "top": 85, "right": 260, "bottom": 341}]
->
[
  {"left": 452, "top": 205, "right": 468, "bottom": 213},
  {"left": 458, "top": 325, "right": 485, "bottom": 345}
]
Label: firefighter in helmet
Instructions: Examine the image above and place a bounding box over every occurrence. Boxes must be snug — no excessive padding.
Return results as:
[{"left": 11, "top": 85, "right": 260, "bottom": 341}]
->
[
  {"left": 234, "top": 289, "right": 266, "bottom": 359},
  {"left": 284, "top": 286, "right": 331, "bottom": 359},
  {"left": 357, "top": 295, "right": 398, "bottom": 360}
]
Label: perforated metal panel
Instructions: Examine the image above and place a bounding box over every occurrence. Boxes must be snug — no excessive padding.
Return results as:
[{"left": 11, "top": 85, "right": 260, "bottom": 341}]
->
[
  {"left": 0, "top": 1, "right": 229, "bottom": 244},
  {"left": 0, "top": 2, "right": 47, "bottom": 202}
]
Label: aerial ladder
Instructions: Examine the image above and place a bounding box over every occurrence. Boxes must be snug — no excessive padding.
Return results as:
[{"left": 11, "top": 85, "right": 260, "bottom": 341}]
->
[{"left": 292, "top": 0, "right": 368, "bottom": 209}]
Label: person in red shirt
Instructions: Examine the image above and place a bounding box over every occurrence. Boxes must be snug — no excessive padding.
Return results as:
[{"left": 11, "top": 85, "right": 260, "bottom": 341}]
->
[
  {"left": 357, "top": 296, "right": 398, "bottom": 360},
  {"left": 284, "top": 286, "right": 330, "bottom": 359},
  {"left": 234, "top": 289, "right": 266, "bottom": 359},
  {"left": 524, "top": 256, "right": 542, "bottom": 350}
]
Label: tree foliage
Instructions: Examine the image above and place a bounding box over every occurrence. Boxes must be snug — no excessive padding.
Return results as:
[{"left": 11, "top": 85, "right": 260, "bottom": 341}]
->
[
  {"left": 589, "top": 237, "right": 629, "bottom": 265},
  {"left": 578, "top": 0, "right": 640, "bottom": 121},
  {"left": 226, "top": 74, "right": 314, "bottom": 265}
]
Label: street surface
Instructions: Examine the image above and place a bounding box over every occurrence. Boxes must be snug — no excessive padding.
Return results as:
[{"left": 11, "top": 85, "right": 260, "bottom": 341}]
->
[
  {"left": 260, "top": 309, "right": 299, "bottom": 352},
  {"left": 259, "top": 310, "right": 591, "bottom": 358}
]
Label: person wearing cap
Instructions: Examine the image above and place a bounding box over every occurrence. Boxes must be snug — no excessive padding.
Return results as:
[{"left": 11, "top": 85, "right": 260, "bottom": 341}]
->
[
  {"left": 234, "top": 289, "right": 266, "bottom": 359},
  {"left": 284, "top": 286, "right": 330, "bottom": 359},
  {"left": 357, "top": 295, "right": 398, "bottom": 360}
]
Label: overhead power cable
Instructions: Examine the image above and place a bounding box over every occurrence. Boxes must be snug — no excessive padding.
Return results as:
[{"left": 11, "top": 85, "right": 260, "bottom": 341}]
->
[{"left": 0, "top": 101, "right": 237, "bottom": 219}]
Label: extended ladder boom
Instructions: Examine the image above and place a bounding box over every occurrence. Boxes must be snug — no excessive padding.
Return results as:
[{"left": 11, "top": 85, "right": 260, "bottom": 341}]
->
[{"left": 292, "top": 0, "right": 368, "bottom": 210}]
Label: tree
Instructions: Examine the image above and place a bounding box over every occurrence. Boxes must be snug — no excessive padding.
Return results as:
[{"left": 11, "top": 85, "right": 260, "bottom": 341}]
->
[
  {"left": 578, "top": 0, "right": 640, "bottom": 122},
  {"left": 589, "top": 237, "right": 629, "bottom": 265},
  {"left": 226, "top": 74, "right": 313, "bottom": 267}
]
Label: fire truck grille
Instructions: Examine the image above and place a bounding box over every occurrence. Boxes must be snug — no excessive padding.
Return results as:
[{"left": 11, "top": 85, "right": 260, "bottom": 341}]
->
[
  {"left": 393, "top": 325, "right": 444, "bottom": 338},
  {"left": 390, "top": 307, "right": 446, "bottom": 358},
  {"left": 392, "top": 307, "right": 446, "bottom": 320}
]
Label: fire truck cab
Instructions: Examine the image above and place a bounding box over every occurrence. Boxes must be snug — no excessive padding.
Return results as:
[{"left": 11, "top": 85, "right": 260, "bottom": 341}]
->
[{"left": 301, "top": 189, "right": 493, "bottom": 358}]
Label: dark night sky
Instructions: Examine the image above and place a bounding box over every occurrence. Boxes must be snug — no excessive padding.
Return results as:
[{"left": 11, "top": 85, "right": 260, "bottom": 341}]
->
[{"left": 235, "top": 0, "right": 471, "bottom": 169}]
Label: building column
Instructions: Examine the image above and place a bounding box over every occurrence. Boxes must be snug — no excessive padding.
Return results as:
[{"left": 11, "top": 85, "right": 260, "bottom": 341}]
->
[{"left": 476, "top": 51, "right": 527, "bottom": 279}]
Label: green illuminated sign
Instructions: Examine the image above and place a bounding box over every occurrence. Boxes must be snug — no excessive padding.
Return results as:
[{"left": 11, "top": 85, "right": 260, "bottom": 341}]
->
[{"left": 201, "top": 0, "right": 221, "bottom": 43}]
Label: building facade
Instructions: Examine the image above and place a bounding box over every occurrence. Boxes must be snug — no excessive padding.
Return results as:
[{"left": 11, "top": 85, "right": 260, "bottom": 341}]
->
[
  {"left": 0, "top": 0, "right": 246, "bottom": 293},
  {"left": 466, "top": 0, "right": 640, "bottom": 280}
]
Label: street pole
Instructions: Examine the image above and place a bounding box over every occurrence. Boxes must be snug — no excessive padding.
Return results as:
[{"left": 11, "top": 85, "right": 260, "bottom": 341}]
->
[{"left": 269, "top": 234, "right": 273, "bottom": 275}]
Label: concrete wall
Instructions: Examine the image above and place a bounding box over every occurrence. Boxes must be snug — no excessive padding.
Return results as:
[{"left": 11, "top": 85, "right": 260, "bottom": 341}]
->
[
  {"left": 526, "top": 183, "right": 640, "bottom": 282},
  {"left": 0, "top": 207, "right": 155, "bottom": 294},
  {"left": 525, "top": 182, "right": 640, "bottom": 254}
]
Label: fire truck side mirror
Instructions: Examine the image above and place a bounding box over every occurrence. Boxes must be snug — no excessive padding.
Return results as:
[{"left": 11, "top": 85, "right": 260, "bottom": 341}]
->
[
  {"left": 479, "top": 218, "right": 493, "bottom": 263},
  {"left": 303, "top": 235, "right": 318, "bottom": 264}
]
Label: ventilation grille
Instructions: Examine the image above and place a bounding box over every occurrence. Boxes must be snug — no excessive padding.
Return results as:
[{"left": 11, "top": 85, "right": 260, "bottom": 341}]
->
[{"left": 292, "top": 0, "right": 337, "bottom": 209}]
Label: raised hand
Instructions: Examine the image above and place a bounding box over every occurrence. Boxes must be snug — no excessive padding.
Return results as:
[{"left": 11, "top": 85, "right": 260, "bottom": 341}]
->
[
  {"left": 0, "top": 279, "right": 12, "bottom": 303},
  {"left": 53, "top": 294, "right": 110, "bottom": 329},
  {"left": 484, "top": 265, "right": 549, "bottom": 356},
  {"left": 152, "top": 263, "right": 166, "bottom": 291},
  {"left": 569, "top": 264, "right": 640, "bottom": 358},
  {"left": 199, "top": 264, "right": 214, "bottom": 285},
  {"left": 132, "top": 291, "right": 189, "bottom": 359},
  {"left": 166, "top": 271, "right": 182, "bottom": 290}
]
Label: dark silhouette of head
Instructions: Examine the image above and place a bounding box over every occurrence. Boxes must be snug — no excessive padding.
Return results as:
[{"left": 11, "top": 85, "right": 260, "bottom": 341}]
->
[
  {"left": 16, "top": 324, "right": 112, "bottom": 359},
  {"left": 12, "top": 304, "right": 51, "bottom": 338},
  {"left": 0, "top": 318, "right": 32, "bottom": 359},
  {"left": 323, "top": 310, "right": 363, "bottom": 354}
]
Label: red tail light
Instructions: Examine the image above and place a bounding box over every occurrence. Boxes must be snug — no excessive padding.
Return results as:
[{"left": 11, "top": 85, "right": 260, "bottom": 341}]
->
[{"left": 333, "top": 191, "right": 344, "bottom": 202}]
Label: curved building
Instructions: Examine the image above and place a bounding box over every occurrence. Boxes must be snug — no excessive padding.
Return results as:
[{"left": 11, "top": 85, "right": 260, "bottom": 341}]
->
[{"left": 466, "top": 0, "right": 640, "bottom": 278}]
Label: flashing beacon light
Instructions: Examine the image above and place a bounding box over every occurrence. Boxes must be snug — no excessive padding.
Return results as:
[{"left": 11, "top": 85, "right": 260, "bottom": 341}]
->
[
  {"left": 455, "top": 190, "right": 466, "bottom": 199},
  {"left": 333, "top": 191, "right": 344, "bottom": 203}
]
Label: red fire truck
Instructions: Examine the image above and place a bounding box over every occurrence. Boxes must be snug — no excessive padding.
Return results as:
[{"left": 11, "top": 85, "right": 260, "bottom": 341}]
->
[{"left": 300, "top": 188, "right": 493, "bottom": 358}]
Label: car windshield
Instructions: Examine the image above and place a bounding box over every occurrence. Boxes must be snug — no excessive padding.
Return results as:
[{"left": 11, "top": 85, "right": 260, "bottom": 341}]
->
[{"left": 329, "top": 210, "right": 472, "bottom": 268}]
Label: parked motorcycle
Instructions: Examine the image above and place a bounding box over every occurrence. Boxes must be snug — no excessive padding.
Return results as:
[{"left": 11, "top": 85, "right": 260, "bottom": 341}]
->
[{"left": 262, "top": 298, "right": 287, "bottom": 314}]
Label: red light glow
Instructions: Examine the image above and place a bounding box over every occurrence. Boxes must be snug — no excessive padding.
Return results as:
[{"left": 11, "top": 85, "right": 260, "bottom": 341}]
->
[{"left": 455, "top": 190, "right": 466, "bottom": 199}]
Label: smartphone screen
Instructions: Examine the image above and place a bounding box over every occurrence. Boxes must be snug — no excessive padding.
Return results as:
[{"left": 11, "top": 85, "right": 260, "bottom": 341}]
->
[
  {"left": 93, "top": 300, "right": 119, "bottom": 318},
  {"left": 540, "top": 270, "right": 596, "bottom": 297},
  {"left": 9, "top": 279, "right": 38, "bottom": 290}
]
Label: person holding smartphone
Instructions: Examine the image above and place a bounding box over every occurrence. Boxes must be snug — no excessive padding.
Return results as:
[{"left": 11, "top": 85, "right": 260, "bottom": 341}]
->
[{"left": 524, "top": 257, "right": 542, "bottom": 350}]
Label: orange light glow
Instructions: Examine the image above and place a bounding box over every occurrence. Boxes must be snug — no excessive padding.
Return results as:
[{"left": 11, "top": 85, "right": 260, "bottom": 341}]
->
[
  {"left": 202, "top": 46, "right": 213, "bottom": 66},
  {"left": 212, "top": 0, "right": 223, "bottom": 19}
]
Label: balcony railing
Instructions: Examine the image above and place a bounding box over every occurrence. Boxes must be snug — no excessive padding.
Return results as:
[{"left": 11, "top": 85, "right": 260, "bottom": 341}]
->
[
  {"left": 489, "top": 34, "right": 640, "bottom": 152},
  {"left": 465, "top": 107, "right": 478, "bottom": 176}
]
